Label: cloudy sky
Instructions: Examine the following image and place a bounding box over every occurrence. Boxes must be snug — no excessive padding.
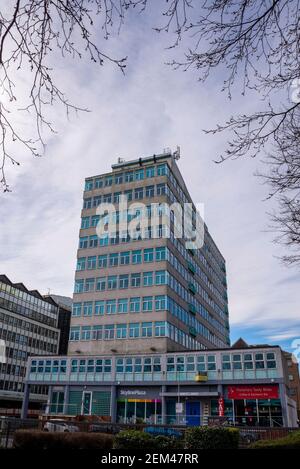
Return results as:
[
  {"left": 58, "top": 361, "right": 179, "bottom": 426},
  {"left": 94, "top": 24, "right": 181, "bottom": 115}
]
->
[{"left": 0, "top": 3, "right": 299, "bottom": 353}]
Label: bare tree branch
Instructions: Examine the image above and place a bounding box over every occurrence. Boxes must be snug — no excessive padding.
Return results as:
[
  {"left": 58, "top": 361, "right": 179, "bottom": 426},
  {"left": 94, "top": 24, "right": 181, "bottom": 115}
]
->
[{"left": 0, "top": 0, "right": 146, "bottom": 191}]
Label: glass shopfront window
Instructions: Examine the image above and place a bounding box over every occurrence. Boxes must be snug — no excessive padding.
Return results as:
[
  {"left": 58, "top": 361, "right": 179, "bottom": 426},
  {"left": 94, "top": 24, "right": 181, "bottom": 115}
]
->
[
  {"left": 211, "top": 398, "right": 283, "bottom": 427},
  {"left": 117, "top": 399, "right": 161, "bottom": 424}
]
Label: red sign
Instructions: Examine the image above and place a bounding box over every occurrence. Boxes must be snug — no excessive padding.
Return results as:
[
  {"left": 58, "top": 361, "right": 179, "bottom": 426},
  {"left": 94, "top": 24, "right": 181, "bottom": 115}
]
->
[
  {"left": 227, "top": 385, "right": 279, "bottom": 400},
  {"left": 218, "top": 397, "right": 225, "bottom": 416}
]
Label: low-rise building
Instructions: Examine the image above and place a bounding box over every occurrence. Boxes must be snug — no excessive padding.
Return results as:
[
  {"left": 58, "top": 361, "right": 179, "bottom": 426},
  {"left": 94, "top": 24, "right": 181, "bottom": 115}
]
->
[{"left": 21, "top": 344, "right": 298, "bottom": 427}]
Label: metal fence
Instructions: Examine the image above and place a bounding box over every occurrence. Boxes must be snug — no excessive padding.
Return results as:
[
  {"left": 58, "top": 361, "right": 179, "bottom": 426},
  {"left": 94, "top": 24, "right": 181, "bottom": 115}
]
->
[
  {"left": 1, "top": 414, "right": 298, "bottom": 449},
  {"left": 0, "top": 417, "right": 39, "bottom": 449}
]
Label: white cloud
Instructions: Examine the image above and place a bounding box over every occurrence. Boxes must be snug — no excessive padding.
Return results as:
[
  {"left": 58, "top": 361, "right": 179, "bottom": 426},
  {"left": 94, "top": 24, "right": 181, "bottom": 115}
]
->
[{"left": 0, "top": 7, "right": 299, "bottom": 343}]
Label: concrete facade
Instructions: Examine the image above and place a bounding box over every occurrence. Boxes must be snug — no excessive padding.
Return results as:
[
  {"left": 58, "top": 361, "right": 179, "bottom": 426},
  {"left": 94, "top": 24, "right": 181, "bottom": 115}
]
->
[{"left": 69, "top": 152, "right": 230, "bottom": 356}]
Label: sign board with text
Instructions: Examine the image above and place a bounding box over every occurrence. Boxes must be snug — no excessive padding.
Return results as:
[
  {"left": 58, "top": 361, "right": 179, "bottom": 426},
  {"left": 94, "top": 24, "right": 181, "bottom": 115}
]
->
[
  {"left": 227, "top": 385, "right": 279, "bottom": 400},
  {"left": 176, "top": 403, "right": 183, "bottom": 414}
]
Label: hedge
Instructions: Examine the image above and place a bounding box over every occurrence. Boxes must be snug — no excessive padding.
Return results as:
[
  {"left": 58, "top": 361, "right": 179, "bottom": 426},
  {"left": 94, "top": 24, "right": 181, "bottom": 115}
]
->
[
  {"left": 113, "top": 430, "right": 153, "bottom": 450},
  {"left": 13, "top": 430, "right": 114, "bottom": 449},
  {"left": 13, "top": 427, "right": 241, "bottom": 450},
  {"left": 152, "top": 435, "right": 185, "bottom": 450},
  {"left": 185, "top": 427, "right": 240, "bottom": 450},
  {"left": 113, "top": 430, "right": 184, "bottom": 450},
  {"left": 251, "top": 431, "right": 300, "bottom": 450}
]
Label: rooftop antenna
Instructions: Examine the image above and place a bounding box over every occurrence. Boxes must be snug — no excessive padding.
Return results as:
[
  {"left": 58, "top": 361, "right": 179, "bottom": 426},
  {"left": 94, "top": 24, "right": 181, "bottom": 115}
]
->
[
  {"left": 117, "top": 157, "right": 125, "bottom": 164},
  {"left": 163, "top": 147, "right": 172, "bottom": 155},
  {"left": 173, "top": 146, "right": 181, "bottom": 160}
]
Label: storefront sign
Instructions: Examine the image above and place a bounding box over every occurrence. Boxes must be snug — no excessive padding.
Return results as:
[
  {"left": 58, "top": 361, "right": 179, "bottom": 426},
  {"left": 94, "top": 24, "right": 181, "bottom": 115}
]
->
[
  {"left": 126, "top": 399, "right": 161, "bottom": 403},
  {"left": 118, "top": 387, "right": 161, "bottom": 402},
  {"left": 218, "top": 397, "right": 225, "bottom": 416},
  {"left": 176, "top": 403, "right": 183, "bottom": 414},
  {"left": 120, "top": 390, "right": 146, "bottom": 397},
  {"left": 227, "top": 385, "right": 279, "bottom": 400}
]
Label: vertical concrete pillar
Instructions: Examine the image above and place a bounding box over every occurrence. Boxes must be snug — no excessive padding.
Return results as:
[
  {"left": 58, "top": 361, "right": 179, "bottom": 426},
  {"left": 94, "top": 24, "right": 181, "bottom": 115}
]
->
[
  {"left": 161, "top": 385, "right": 166, "bottom": 425},
  {"left": 110, "top": 384, "right": 117, "bottom": 423},
  {"left": 21, "top": 383, "right": 30, "bottom": 419},
  {"left": 63, "top": 385, "right": 70, "bottom": 415},
  {"left": 45, "top": 385, "right": 52, "bottom": 415}
]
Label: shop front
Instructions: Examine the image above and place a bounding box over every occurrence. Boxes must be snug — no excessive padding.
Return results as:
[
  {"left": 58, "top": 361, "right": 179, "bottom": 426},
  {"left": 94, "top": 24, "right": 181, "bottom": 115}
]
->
[
  {"left": 210, "top": 384, "right": 283, "bottom": 427},
  {"left": 117, "top": 387, "right": 162, "bottom": 424},
  {"left": 116, "top": 388, "right": 207, "bottom": 426}
]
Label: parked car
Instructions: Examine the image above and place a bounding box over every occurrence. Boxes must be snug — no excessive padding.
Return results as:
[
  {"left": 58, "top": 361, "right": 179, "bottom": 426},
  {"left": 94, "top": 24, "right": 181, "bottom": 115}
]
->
[{"left": 43, "top": 419, "right": 80, "bottom": 433}]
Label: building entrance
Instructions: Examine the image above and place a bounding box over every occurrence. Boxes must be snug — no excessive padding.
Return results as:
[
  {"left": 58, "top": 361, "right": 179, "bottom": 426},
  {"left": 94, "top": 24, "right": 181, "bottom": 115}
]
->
[{"left": 186, "top": 401, "right": 201, "bottom": 426}]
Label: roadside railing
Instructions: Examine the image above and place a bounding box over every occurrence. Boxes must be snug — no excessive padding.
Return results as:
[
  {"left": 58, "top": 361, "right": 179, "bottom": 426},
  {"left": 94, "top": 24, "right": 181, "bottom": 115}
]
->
[{"left": 0, "top": 417, "right": 39, "bottom": 449}]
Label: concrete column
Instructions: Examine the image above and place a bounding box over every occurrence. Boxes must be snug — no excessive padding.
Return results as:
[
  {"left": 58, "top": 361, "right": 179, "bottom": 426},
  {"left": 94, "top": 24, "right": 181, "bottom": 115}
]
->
[
  {"left": 279, "top": 382, "right": 288, "bottom": 427},
  {"left": 63, "top": 385, "right": 70, "bottom": 415},
  {"left": 45, "top": 385, "right": 52, "bottom": 415},
  {"left": 161, "top": 385, "right": 166, "bottom": 425},
  {"left": 110, "top": 384, "right": 117, "bottom": 423},
  {"left": 21, "top": 383, "right": 30, "bottom": 419}
]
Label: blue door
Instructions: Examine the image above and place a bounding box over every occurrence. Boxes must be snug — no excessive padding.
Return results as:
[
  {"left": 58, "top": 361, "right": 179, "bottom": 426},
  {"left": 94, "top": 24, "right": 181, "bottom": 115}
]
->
[{"left": 186, "top": 401, "right": 201, "bottom": 426}]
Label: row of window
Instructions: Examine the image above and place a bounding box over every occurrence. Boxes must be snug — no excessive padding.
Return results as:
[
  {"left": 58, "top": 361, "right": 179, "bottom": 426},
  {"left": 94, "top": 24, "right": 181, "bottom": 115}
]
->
[
  {"left": 84, "top": 161, "right": 225, "bottom": 280},
  {"left": 74, "top": 269, "right": 168, "bottom": 293},
  {"left": 81, "top": 202, "right": 172, "bottom": 228},
  {"left": 5, "top": 346, "right": 28, "bottom": 361},
  {"left": 70, "top": 321, "right": 169, "bottom": 341},
  {"left": 166, "top": 296, "right": 227, "bottom": 342},
  {"left": 29, "top": 351, "right": 278, "bottom": 376},
  {"left": 0, "top": 281, "right": 57, "bottom": 315},
  {"left": 167, "top": 247, "right": 225, "bottom": 309},
  {"left": 76, "top": 247, "right": 166, "bottom": 271},
  {"left": 76, "top": 244, "right": 224, "bottom": 314},
  {"left": 167, "top": 271, "right": 225, "bottom": 330},
  {"left": 170, "top": 233, "right": 227, "bottom": 320},
  {"left": 74, "top": 272, "right": 227, "bottom": 346},
  {"left": 83, "top": 183, "right": 168, "bottom": 209},
  {"left": 0, "top": 328, "right": 57, "bottom": 351},
  {"left": 84, "top": 164, "right": 168, "bottom": 191},
  {"left": 69, "top": 321, "right": 205, "bottom": 350},
  {"left": 221, "top": 353, "right": 277, "bottom": 370},
  {"left": 0, "top": 295, "right": 57, "bottom": 328},
  {"left": 72, "top": 295, "right": 167, "bottom": 316},
  {"left": 75, "top": 263, "right": 223, "bottom": 329},
  {"left": 0, "top": 363, "right": 26, "bottom": 378},
  {"left": 72, "top": 294, "right": 226, "bottom": 347},
  {"left": 79, "top": 226, "right": 227, "bottom": 309},
  {"left": 0, "top": 311, "right": 59, "bottom": 340},
  {"left": 80, "top": 210, "right": 227, "bottom": 306},
  {"left": 30, "top": 359, "right": 67, "bottom": 374},
  {"left": 78, "top": 224, "right": 169, "bottom": 250}
]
